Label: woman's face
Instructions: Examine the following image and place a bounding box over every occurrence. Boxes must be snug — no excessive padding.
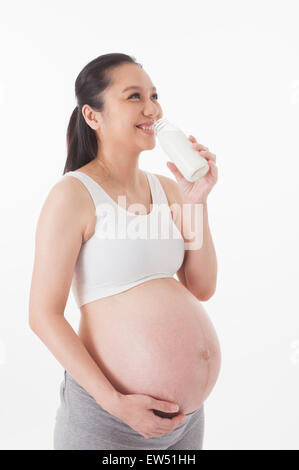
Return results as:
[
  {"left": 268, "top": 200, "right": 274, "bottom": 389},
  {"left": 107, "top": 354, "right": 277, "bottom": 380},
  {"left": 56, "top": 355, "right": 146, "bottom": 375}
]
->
[{"left": 95, "top": 63, "right": 163, "bottom": 151}]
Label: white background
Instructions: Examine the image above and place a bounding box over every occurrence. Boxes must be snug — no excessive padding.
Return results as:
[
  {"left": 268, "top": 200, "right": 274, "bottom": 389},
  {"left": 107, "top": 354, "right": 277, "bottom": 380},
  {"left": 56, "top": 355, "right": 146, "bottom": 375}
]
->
[{"left": 0, "top": 0, "right": 298, "bottom": 450}]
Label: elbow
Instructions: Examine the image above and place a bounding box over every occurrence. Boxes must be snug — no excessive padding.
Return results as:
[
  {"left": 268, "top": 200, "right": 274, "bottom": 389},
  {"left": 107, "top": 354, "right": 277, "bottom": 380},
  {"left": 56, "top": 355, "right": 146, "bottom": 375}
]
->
[
  {"left": 194, "top": 283, "right": 217, "bottom": 301},
  {"left": 187, "top": 285, "right": 215, "bottom": 302},
  {"left": 29, "top": 313, "right": 39, "bottom": 332},
  {"left": 28, "top": 297, "right": 40, "bottom": 331},
  {"left": 197, "top": 289, "right": 215, "bottom": 301},
  {"left": 28, "top": 309, "right": 44, "bottom": 333},
  {"left": 29, "top": 309, "right": 64, "bottom": 333},
  {"left": 185, "top": 273, "right": 217, "bottom": 302},
  {"left": 198, "top": 278, "right": 217, "bottom": 301}
]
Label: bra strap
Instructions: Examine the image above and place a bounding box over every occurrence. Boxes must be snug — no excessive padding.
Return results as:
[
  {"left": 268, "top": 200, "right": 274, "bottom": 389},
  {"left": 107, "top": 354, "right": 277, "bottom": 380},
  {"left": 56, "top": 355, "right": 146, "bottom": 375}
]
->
[
  {"left": 62, "top": 171, "right": 103, "bottom": 208},
  {"left": 149, "top": 173, "right": 171, "bottom": 207},
  {"left": 63, "top": 170, "right": 171, "bottom": 212}
]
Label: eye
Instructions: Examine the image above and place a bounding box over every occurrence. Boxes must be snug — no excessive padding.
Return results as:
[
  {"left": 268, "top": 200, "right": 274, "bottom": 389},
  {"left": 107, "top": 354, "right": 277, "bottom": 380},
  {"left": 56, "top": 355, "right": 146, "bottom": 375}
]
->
[{"left": 129, "top": 92, "right": 159, "bottom": 100}]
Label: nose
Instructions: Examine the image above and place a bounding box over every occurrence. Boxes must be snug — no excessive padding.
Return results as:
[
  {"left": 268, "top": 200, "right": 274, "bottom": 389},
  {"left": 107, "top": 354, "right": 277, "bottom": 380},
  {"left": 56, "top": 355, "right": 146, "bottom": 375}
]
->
[{"left": 143, "top": 98, "right": 161, "bottom": 120}]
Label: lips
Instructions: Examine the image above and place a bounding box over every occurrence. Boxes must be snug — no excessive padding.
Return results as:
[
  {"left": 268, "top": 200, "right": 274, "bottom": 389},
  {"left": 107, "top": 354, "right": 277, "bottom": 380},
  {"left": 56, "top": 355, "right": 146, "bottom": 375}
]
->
[
  {"left": 136, "top": 122, "right": 154, "bottom": 127},
  {"left": 136, "top": 125, "right": 154, "bottom": 135}
]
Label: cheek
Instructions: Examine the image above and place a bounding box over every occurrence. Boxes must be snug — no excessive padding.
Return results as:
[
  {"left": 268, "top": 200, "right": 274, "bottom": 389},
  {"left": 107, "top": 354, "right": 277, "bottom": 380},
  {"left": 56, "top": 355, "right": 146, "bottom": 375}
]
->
[{"left": 114, "top": 117, "right": 133, "bottom": 129}]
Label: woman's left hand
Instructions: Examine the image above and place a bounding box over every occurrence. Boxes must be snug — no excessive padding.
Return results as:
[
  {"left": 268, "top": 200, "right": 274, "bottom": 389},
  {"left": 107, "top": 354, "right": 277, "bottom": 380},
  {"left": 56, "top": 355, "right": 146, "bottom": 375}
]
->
[{"left": 166, "top": 135, "right": 218, "bottom": 204}]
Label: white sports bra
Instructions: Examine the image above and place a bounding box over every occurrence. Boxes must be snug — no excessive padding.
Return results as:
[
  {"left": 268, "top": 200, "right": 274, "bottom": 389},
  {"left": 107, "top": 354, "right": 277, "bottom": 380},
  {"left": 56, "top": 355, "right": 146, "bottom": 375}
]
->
[{"left": 61, "top": 170, "right": 185, "bottom": 308}]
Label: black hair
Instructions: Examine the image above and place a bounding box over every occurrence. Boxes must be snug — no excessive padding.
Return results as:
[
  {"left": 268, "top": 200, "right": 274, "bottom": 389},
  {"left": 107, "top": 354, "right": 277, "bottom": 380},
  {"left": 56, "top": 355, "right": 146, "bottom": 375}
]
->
[{"left": 63, "top": 53, "right": 142, "bottom": 174}]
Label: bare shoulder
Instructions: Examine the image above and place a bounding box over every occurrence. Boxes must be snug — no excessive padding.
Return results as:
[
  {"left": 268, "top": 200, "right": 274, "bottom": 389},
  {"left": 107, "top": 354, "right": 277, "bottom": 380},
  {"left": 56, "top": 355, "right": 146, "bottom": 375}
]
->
[
  {"left": 53, "top": 172, "right": 90, "bottom": 203},
  {"left": 41, "top": 174, "right": 94, "bottom": 242}
]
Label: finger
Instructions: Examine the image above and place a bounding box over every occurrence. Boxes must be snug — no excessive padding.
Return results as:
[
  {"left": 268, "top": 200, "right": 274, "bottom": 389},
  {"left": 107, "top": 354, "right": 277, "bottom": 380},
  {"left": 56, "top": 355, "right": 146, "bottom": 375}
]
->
[
  {"left": 149, "top": 400, "right": 180, "bottom": 414},
  {"left": 205, "top": 160, "right": 217, "bottom": 179},
  {"left": 189, "top": 134, "right": 209, "bottom": 150},
  {"left": 150, "top": 431, "right": 167, "bottom": 437},
  {"left": 192, "top": 141, "right": 209, "bottom": 152},
  {"left": 171, "top": 413, "right": 187, "bottom": 427},
  {"left": 199, "top": 150, "right": 216, "bottom": 162},
  {"left": 166, "top": 161, "right": 185, "bottom": 182},
  {"left": 155, "top": 413, "right": 186, "bottom": 432},
  {"left": 189, "top": 134, "right": 210, "bottom": 152},
  {"left": 209, "top": 160, "right": 218, "bottom": 177}
]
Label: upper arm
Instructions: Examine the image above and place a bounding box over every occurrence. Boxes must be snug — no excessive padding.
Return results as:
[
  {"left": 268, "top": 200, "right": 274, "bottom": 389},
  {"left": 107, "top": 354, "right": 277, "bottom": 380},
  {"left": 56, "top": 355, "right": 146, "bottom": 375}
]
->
[{"left": 29, "top": 178, "right": 89, "bottom": 325}]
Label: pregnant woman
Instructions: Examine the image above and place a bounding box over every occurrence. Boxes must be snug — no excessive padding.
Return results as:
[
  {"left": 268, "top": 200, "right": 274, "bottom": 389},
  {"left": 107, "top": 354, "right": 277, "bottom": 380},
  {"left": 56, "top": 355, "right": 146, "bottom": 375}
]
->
[{"left": 29, "top": 53, "right": 221, "bottom": 450}]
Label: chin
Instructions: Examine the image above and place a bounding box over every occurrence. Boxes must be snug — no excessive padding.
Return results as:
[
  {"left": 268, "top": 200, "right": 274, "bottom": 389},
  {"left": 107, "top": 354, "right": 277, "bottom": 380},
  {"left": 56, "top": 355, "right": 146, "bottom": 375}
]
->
[
  {"left": 143, "top": 142, "right": 156, "bottom": 151},
  {"left": 145, "top": 137, "right": 156, "bottom": 148},
  {"left": 136, "top": 141, "right": 155, "bottom": 151}
]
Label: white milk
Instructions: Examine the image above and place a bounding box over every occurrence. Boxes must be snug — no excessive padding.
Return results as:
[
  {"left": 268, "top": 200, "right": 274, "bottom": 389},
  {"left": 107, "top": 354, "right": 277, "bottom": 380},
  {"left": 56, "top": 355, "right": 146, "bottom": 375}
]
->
[{"left": 153, "top": 118, "right": 209, "bottom": 182}]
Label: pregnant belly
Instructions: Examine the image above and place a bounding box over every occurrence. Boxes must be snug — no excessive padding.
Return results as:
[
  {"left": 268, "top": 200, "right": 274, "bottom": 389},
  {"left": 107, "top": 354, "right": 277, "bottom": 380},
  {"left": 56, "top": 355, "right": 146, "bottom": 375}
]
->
[{"left": 78, "top": 278, "right": 222, "bottom": 416}]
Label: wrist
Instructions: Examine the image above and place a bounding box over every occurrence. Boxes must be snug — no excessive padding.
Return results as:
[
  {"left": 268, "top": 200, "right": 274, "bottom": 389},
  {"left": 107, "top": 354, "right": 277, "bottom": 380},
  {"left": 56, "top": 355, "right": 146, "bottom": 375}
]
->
[
  {"left": 99, "top": 389, "right": 124, "bottom": 415},
  {"left": 184, "top": 198, "right": 207, "bottom": 206}
]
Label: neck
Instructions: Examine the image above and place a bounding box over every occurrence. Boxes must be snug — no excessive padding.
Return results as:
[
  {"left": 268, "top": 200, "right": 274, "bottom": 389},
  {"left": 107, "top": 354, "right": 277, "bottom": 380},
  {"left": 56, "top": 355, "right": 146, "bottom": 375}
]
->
[{"left": 91, "top": 155, "right": 142, "bottom": 191}]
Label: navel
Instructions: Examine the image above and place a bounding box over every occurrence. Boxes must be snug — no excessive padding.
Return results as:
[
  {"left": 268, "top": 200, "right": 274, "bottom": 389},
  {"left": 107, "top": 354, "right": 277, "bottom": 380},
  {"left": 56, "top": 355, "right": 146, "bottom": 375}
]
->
[{"left": 200, "top": 348, "right": 211, "bottom": 360}]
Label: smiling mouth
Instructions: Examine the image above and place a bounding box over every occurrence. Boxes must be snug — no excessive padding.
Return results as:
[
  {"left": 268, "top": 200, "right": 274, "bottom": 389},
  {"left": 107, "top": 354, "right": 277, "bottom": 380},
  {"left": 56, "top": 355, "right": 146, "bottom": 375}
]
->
[{"left": 136, "top": 126, "right": 154, "bottom": 135}]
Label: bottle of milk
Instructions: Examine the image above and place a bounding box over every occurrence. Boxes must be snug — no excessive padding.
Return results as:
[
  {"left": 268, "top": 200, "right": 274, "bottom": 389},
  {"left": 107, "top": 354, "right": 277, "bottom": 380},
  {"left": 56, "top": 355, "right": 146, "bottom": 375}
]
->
[{"left": 153, "top": 118, "right": 209, "bottom": 182}]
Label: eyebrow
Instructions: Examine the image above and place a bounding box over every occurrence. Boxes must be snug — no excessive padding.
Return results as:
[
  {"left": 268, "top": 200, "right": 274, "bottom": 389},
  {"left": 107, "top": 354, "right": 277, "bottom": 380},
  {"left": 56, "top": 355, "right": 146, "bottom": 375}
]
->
[{"left": 122, "top": 85, "right": 157, "bottom": 93}]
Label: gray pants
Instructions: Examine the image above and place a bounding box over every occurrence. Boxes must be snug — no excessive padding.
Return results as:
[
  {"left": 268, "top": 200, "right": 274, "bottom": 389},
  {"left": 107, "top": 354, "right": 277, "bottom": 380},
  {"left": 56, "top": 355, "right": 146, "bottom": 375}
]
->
[{"left": 53, "top": 370, "right": 205, "bottom": 450}]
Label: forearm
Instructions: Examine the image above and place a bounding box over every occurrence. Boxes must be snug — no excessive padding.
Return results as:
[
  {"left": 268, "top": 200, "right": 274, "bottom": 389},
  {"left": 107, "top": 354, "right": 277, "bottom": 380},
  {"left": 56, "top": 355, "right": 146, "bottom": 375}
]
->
[
  {"left": 30, "top": 314, "right": 121, "bottom": 413},
  {"left": 182, "top": 201, "right": 217, "bottom": 300}
]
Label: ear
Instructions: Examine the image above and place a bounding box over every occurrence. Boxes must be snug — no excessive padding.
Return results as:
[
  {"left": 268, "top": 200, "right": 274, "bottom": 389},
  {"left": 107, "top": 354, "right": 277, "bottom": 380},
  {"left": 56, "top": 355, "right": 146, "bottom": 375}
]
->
[{"left": 82, "top": 104, "right": 101, "bottom": 130}]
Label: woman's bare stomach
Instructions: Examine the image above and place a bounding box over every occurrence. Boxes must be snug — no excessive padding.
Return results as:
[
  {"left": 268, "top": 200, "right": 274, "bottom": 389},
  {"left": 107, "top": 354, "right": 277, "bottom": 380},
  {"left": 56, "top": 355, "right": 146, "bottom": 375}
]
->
[{"left": 78, "top": 277, "right": 222, "bottom": 416}]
